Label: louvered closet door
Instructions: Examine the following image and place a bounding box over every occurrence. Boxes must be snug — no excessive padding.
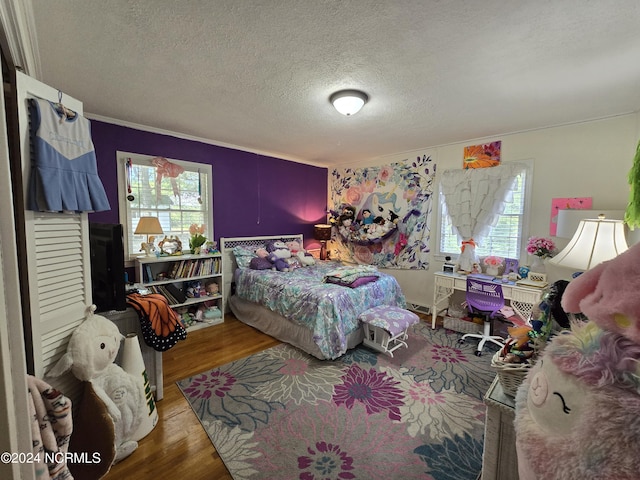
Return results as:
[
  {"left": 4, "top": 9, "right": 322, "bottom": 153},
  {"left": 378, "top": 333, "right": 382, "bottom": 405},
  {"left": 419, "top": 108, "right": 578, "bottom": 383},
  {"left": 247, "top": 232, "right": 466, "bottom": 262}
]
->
[{"left": 16, "top": 72, "right": 91, "bottom": 402}]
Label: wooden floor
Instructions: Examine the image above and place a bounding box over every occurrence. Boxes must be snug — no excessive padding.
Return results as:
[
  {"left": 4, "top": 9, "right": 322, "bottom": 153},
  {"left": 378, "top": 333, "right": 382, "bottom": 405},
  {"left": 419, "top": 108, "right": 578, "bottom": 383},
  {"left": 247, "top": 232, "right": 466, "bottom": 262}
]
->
[{"left": 104, "top": 314, "right": 281, "bottom": 480}]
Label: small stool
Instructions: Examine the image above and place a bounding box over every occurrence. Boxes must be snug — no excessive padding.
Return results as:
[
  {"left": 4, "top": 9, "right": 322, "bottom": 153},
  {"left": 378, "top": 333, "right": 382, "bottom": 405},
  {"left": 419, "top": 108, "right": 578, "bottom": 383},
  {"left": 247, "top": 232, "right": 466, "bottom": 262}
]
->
[{"left": 359, "top": 305, "right": 420, "bottom": 357}]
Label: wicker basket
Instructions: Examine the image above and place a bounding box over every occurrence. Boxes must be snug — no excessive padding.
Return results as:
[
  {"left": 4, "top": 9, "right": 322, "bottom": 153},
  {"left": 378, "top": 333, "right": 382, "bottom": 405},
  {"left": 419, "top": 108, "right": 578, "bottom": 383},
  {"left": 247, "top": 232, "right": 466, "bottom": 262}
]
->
[
  {"left": 443, "top": 316, "right": 480, "bottom": 334},
  {"left": 491, "top": 351, "right": 531, "bottom": 397}
]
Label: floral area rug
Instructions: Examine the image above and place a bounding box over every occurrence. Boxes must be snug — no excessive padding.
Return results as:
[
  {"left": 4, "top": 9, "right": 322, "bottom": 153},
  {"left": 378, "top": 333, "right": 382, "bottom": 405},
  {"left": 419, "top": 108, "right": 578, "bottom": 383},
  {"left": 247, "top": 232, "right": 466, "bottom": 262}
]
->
[{"left": 177, "top": 321, "right": 496, "bottom": 480}]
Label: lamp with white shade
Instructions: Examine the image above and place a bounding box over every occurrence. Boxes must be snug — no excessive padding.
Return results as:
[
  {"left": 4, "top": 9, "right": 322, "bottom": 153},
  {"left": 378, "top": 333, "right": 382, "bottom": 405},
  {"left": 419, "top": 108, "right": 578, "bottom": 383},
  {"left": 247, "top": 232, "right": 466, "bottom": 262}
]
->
[
  {"left": 555, "top": 209, "right": 625, "bottom": 238},
  {"left": 134, "top": 216, "right": 164, "bottom": 256},
  {"left": 549, "top": 215, "right": 628, "bottom": 272},
  {"left": 330, "top": 90, "right": 368, "bottom": 116}
]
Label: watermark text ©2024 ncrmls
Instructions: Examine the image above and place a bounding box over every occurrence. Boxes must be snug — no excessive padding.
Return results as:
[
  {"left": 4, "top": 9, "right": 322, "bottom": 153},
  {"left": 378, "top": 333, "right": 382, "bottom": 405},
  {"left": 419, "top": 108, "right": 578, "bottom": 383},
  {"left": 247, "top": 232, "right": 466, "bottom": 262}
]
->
[{"left": 1, "top": 451, "right": 102, "bottom": 464}]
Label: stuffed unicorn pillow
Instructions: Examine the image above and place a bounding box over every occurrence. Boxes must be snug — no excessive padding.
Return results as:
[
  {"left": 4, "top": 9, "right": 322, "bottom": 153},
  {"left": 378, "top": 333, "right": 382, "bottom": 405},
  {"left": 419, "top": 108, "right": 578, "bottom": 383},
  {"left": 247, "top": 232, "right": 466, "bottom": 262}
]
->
[{"left": 514, "top": 242, "right": 640, "bottom": 480}]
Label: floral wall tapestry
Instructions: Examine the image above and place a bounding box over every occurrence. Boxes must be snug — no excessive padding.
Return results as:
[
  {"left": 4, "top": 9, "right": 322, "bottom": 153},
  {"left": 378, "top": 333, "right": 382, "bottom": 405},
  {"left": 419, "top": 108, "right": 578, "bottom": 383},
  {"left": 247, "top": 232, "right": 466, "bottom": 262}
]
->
[{"left": 329, "top": 154, "right": 436, "bottom": 269}]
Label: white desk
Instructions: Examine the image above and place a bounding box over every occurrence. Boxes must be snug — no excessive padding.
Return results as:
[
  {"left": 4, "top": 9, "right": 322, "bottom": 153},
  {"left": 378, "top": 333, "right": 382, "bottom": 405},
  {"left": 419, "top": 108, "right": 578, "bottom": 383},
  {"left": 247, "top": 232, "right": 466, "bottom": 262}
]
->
[{"left": 431, "top": 271, "right": 543, "bottom": 329}]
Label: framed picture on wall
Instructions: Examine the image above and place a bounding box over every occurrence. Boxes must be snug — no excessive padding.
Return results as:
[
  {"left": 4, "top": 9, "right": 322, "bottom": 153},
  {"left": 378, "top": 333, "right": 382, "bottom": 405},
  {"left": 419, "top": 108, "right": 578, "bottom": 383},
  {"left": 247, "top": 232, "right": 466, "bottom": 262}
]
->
[{"left": 462, "top": 140, "right": 501, "bottom": 169}]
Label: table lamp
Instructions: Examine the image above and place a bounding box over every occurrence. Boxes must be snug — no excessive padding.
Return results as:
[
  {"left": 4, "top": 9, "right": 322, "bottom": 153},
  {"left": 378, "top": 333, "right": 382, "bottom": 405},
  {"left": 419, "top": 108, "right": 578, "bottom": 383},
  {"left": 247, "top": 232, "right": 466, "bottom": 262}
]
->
[
  {"left": 549, "top": 215, "right": 628, "bottom": 272},
  {"left": 555, "top": 209, "right": 624, "bottom": 238},
  {"left": 314, "top": 224, "right": 332, "bottom": 260},
  {"left": 134, "top": 216, "right": 164, "bottom": 256}
]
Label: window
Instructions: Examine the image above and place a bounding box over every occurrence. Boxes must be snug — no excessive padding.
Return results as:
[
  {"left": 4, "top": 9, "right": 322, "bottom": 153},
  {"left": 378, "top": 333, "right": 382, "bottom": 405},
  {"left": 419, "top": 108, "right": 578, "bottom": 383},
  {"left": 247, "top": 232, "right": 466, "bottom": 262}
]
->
[
  {"left": 439, "top": 168, "right": 529, "bottom": 259},
  {"left": 117, "top": 152, "right": 213, "bottom": 261}
]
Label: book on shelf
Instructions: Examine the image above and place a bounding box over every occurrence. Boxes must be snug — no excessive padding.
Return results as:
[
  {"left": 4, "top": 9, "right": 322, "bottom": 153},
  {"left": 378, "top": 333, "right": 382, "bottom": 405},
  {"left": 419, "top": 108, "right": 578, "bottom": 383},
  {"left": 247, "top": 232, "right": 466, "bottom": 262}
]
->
[
  {"left": 169, "top": 261, "right": 182, "bottom": 279},
  {"left": 144, "top": 264, "right": 153, "bottom": 282},
  {"left": 164, "top": 283, "right": 187, "bottom": 304}
]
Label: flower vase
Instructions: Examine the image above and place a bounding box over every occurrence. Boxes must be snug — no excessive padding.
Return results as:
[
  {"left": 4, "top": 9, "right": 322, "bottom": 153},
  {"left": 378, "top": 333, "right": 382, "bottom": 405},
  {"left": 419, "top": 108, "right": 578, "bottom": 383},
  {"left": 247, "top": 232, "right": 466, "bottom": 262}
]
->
[
  {"left": 193, "top": 247, "right": 201, "bottom": 255},
  {"left": 529, "top": 255, "right": 546, "bottom": 273},
  {"left": 486, "top": 266, "right": 499, "bottom": 277}
]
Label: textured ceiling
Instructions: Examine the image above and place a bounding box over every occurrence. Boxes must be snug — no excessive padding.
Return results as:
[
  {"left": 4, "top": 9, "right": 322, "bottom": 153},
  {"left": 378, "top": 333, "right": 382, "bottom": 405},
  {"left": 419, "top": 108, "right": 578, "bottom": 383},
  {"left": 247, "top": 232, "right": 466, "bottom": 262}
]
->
[{"left": 29, "top": 0, "right": 640, "bottom": 167}]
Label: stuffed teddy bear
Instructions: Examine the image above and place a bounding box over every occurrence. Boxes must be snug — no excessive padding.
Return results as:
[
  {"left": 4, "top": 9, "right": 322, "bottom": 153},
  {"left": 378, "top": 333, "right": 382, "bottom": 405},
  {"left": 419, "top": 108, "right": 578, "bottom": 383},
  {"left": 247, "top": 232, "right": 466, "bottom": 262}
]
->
[
  {"left": 286, "top": 240, "right": 315, "bottom": 266},
  {"left": 514, "top": 242, "right": 640, "bottom": 480},
  {"left": 48, "top": 306, "right": 147, "bottom": 464}
]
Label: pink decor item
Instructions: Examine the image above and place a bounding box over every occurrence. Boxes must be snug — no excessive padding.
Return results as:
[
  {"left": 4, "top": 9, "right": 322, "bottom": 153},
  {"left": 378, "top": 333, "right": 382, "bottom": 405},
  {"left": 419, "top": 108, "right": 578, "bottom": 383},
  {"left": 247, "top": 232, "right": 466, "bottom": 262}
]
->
[
  {"left": 526, "top": 237, "right": 556, "bottom": 258},
  {"left": 482, "top": 256, "right": 503, "bottom": 267},
  {"left": 514, "top": 242, "right": 640, "bottom": 480},
  {"left": 549, "top": 197, "right": 592, "bottom": 236}
]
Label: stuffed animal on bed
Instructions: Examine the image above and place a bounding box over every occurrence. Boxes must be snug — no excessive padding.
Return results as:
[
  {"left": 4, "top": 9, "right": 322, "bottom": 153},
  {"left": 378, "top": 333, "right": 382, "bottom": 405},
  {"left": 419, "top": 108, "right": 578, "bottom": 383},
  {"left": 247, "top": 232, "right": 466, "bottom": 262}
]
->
[
  {"left": 249, "top": 247, "right": 273, "bottom": 270},
  {"left": 265, "top": 240, "right": 291, "bottom": 271},
  {"left": 514, "top": 242, "right": 640, "bottom": 480},
  {"left": 286, "top": 240, "right": 315, "bottom": 266},
  {"left": 48, "top": 306, "right": 147, "bottom": 464}
]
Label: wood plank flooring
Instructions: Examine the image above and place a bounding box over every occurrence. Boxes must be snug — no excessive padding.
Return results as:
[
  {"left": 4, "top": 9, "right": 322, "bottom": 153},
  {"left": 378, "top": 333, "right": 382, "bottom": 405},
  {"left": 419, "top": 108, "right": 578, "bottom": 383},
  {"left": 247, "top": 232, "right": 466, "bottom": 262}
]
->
[{"left": 104, "top": 314, "right": 281, "bottom": 480}]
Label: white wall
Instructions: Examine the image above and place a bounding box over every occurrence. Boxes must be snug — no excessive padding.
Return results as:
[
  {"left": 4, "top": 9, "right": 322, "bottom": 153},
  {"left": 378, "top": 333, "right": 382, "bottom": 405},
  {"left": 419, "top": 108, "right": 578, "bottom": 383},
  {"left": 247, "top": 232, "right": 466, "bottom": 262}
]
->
[{"left": 334, "top": 113, "right": 639, "bottom": 310}]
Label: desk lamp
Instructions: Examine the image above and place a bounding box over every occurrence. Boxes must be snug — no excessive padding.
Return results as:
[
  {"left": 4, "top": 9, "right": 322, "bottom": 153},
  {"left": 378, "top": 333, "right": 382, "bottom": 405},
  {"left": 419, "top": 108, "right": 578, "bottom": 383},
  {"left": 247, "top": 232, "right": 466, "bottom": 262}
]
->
[{"left": 135, "top": 217, "right": 164, "bottom": 256}]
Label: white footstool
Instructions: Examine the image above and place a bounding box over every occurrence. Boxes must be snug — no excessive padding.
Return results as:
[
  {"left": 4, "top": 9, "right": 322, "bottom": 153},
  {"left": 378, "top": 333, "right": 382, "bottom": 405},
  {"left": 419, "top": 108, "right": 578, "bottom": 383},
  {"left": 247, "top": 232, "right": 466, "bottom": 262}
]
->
[{"left": 359, "top": 305, "right": 420, "bottom": 357}]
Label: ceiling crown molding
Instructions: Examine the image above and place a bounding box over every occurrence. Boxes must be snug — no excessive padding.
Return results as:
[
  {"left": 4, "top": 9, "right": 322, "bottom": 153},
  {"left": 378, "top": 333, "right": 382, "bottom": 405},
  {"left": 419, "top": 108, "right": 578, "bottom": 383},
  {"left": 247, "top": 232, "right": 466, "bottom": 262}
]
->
[{"left": 0, "top": 0, "right": 41, "bottom": 77}]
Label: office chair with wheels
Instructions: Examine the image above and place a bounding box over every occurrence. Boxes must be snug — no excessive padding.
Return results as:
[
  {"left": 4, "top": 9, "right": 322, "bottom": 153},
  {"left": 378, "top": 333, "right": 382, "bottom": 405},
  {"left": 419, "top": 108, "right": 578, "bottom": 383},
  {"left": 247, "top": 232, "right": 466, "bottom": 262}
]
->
[{"left": 460, "top": 278, "right": 506, "bottom": 356}]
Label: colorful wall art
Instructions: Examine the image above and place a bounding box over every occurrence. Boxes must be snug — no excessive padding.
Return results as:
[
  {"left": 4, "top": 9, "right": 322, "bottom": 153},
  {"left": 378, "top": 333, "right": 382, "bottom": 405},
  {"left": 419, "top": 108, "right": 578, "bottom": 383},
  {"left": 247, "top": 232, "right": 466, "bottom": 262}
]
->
[
  {"left": 462, "top": 140, "right": 501, "bottom": 169},
  {"left": 329, "top": 154, "right": 436, "bottom": 269}
]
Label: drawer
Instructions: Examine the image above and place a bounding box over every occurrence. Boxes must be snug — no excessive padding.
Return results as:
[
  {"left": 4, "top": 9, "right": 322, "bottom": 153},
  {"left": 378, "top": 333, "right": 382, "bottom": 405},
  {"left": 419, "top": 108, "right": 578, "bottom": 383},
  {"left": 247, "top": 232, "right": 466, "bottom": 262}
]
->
[
  {"left": 454, "top": 278, "right": 467, "bottom": 290},
  {"left": 436, "top": 276, "right": 455, "bottom": 289}
]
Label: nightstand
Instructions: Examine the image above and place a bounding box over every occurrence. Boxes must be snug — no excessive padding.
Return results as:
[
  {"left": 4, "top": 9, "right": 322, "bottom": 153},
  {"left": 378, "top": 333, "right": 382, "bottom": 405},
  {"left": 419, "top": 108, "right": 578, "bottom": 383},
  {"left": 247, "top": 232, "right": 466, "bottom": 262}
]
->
[{"left": 482, "top": 376, "right": 519, "bottom": 479}]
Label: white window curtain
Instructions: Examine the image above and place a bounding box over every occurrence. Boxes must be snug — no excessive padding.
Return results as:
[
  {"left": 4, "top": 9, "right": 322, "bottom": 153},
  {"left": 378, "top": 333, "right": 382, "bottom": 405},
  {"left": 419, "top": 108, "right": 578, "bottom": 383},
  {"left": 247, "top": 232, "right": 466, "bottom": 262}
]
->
[{"left": 440, "top": 162, "right": 526, "bottom": 271}]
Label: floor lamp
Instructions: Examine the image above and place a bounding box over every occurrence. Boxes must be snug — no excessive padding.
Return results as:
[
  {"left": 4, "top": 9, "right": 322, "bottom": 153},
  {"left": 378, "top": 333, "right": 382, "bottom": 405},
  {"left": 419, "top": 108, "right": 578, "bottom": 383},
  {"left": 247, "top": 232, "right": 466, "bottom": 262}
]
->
[
  {"left": 549, "top": 215, "right": 628, "bottom": 273},
  {"left": 314, "top": 224, "right": 332, "bottom": 260}
]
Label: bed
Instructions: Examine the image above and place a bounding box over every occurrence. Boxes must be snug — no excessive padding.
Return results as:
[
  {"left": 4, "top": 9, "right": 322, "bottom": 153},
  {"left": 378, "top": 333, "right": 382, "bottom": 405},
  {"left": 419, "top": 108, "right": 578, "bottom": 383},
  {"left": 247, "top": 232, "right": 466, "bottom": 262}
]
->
[{"left": 220, "top": 235, "right": 407, "bottom": 359}]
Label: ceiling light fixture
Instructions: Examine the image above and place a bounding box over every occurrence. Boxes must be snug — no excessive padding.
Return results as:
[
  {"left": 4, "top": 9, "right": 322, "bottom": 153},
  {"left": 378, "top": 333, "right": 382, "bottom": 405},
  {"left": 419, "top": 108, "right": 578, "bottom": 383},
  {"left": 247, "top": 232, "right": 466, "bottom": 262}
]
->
[{"left": 330, "top": 89, "right": 368, "bottom": 116}]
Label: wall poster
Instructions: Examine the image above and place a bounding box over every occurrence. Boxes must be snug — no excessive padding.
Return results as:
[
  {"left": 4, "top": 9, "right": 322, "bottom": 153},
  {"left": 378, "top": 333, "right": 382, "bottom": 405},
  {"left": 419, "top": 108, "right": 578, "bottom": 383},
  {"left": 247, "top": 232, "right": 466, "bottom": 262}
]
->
[{"left": 550, "top": 197, "right": 592, "bottom": 236}]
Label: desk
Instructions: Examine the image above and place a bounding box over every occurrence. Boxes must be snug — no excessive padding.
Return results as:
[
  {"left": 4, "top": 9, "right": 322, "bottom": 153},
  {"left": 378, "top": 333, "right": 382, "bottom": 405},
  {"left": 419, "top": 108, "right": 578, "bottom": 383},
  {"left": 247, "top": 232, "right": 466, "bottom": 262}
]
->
[
  {"left": 482, "top": 376, "right": 519, "bottom": 479},
  {"left": 431, "top": 272, "right": 543, "bottom": 329}
]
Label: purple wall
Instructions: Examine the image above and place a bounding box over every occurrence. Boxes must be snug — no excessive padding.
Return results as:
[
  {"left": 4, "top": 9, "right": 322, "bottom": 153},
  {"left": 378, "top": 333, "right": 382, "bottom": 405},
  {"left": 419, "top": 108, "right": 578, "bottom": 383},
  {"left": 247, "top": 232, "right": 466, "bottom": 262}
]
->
[{"left": 88, "top": 121, "right": 328, "bottom": 248}]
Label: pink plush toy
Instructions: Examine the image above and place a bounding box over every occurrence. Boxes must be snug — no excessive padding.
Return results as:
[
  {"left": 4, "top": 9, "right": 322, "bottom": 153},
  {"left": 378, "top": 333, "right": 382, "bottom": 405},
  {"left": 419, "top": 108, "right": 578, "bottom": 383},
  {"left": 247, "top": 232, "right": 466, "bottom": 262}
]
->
[
  {"left": 560, "top": 241, "right": 640, "bottom": 344},
  {"left": 514, "top": 242, "right": 640, "bottom": 480}
]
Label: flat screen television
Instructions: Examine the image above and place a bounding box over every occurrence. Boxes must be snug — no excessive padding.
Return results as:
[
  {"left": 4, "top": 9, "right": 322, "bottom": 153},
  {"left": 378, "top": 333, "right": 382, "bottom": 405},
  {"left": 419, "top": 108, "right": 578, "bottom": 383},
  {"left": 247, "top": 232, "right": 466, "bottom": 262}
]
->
[{"left": 89, "top": 222, "right": 127, "bottom": 312}]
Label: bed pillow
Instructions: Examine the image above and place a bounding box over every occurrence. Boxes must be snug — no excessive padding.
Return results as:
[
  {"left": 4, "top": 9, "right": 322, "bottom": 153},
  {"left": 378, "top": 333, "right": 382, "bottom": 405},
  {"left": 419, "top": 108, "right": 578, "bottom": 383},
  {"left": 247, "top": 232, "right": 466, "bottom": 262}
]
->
[{"left": 233, "top": 246, "right": 258, "bottom": 269}]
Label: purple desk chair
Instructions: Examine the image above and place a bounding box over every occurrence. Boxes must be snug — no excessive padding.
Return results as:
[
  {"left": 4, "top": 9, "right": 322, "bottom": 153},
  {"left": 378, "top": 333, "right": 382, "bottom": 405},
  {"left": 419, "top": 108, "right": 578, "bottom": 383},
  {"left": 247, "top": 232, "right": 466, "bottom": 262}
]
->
[{"left": 460, "top": 278, "right": 506, "bottom": 356}]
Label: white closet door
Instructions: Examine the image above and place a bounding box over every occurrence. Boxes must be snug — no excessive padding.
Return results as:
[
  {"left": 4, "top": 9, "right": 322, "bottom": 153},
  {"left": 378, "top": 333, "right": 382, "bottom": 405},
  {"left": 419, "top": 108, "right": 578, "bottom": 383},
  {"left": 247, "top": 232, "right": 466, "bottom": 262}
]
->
[
  {"left": 16, "top": 71, "right": 91, "bottom": 402},
  {"left": 1, "top": 63, "right": 31, "bottom": 480}
]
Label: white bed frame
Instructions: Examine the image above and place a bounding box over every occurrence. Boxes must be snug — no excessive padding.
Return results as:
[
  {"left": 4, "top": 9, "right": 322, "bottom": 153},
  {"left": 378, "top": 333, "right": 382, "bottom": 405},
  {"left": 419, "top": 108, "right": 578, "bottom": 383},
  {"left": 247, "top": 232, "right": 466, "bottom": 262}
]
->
[{"left": 220, "top": 234, "right": 304, "bottom": 312}]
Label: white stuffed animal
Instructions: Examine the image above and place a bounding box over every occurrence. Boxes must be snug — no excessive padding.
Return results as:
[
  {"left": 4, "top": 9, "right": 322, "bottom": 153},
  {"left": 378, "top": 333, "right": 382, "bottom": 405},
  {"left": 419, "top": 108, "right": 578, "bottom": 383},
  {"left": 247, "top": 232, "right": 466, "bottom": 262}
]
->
[{"left": 48, "top": 306, "right": 147, "bottom": 463}]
